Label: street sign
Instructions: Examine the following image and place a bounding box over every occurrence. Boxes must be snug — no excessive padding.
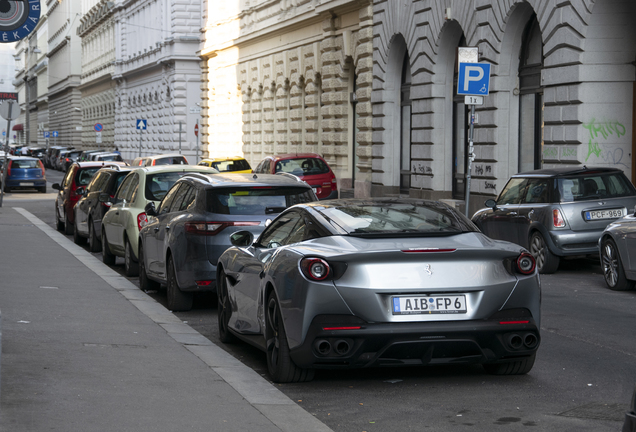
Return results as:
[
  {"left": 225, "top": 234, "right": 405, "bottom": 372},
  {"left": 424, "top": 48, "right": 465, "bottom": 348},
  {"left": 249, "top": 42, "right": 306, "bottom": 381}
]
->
[
  {"left": 194, "top": 123, "right": 199, "bottom": 137},
  {"left": 465, "top": 95, "right": 484, "bottom": 105},
  {"left": 0, "top": 101, "right": 19, "bottom": 120},
  {"left": 136, "top": 119, "right": 147, "bottom": 130},
  {"left": 457, "top": 63, "right": 491, "bottom": 96},
  {"left": 52, "top": 131, "right": 58, "bottom": 137},
  {"left": 94, "top": 123, "right": 103, "bottom": 132},
  {"left": 96, "top": 131, "right": 102, "bottom": 144},
  {"left": 43, "top": 131, "right": 50, "bottom": 138}
]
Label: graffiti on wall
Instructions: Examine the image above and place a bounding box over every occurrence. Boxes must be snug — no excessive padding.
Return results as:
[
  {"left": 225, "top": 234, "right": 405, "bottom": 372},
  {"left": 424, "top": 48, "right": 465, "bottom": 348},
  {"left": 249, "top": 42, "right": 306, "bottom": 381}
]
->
[
  {"left": 412, "top": 163, "right": 432, "bottom": 174},
  {"left": 583, "top": 118, "right": 628, "bottom": 168}
]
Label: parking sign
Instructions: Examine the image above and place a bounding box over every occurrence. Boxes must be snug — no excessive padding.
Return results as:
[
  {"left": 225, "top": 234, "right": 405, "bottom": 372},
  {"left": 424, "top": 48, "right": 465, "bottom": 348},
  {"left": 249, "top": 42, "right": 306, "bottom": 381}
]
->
[{"left": 457, "top": 63, "right": 491, "bottom": 96}]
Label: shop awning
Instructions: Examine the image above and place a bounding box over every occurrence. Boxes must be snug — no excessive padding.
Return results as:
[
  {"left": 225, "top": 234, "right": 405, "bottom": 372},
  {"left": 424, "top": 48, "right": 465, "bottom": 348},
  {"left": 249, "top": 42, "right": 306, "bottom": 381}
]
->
[{"left": 12, "top": 124, "right": 23, "bottom": 131}]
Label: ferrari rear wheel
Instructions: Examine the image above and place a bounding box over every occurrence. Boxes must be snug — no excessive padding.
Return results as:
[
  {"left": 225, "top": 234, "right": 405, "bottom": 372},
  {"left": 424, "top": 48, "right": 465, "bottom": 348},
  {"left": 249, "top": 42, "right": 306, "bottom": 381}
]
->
[
  {"left": 601, "top": 237, "right": 635, "bottom": 291},
  {"left": 529, "top": 232, "right": 559, "bottom": 274},
  {"left": 265, "top": 291, "right": 314, "bottom": 383},
  {"left": 166, "top": 256, "right": 193, "bottom": 311},
  {"left": 483, "top": 353, "right": 536, "bottom": 375},
  {"left": 217, "top": 270, "right": 236, "bottom": 343}
]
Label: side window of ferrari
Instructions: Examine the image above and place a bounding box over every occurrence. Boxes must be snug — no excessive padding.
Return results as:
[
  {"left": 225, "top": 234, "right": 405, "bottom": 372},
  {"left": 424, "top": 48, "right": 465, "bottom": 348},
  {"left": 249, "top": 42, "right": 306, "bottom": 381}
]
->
[{"left": 257, "top": 212, "right": 303, "bottom": 248}]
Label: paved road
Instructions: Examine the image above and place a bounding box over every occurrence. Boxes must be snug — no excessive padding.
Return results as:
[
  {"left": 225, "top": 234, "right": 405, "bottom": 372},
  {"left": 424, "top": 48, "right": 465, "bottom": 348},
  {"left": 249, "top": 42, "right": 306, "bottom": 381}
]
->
[{"left": 4, "top": 167, "right": 636, "bottom": 431}]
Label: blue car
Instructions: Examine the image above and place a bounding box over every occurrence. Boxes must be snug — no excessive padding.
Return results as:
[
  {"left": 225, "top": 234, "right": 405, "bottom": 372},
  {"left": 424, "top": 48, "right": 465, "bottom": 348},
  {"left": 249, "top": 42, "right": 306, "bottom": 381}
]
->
[{"left": 1, "top": 156, "right": 47, "bottom": 193}]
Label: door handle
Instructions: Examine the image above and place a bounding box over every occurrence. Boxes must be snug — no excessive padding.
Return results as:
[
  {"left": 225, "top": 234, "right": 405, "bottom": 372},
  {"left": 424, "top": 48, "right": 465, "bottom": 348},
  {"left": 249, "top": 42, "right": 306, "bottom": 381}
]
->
[
  {"left": 154, "top": 227, "right": 159, "bottom": 232},
  {"left": 509, "top": 212, "right": 517, "bottom": 215},
  {"left": 165, "top": 226, "right": 170, "bottom": 230}
]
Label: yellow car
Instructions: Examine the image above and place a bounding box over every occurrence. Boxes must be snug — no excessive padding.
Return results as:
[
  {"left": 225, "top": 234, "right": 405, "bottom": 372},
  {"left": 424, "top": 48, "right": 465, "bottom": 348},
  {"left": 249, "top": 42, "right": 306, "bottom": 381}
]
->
[{"left": 198, "top": 157, "right": 252, "bottom": 173}]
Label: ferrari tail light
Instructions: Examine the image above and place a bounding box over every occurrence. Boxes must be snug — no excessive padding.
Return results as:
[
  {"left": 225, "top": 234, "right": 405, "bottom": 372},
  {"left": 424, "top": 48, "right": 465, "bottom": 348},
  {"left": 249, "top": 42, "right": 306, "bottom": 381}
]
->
[
  {"left": 185, "top": 221, "right": 259, "bottom": 236},
  {"left": 137, "top": 212, "right": 148, "bottom": 231},
  {"left": 300, "top": 257, "right": 331, "bottom": 281},
  {"left": 195, "top": 280, "right": 213, "bottom": 287},
  {"left": 553, "top": 208, "right": 565, "bottom": 228},
  {"left": 516, "top": 252, "right": 536, "bottom": 275},
  {"left": 322, "top": 326, "right": 361, "bottom": 331}
]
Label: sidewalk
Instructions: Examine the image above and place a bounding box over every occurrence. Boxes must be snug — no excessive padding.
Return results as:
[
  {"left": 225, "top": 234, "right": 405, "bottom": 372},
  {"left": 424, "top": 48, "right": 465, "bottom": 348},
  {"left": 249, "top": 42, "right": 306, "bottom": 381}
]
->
[{"left": 0, "top": 207, "right": 332, "bottom": 432}]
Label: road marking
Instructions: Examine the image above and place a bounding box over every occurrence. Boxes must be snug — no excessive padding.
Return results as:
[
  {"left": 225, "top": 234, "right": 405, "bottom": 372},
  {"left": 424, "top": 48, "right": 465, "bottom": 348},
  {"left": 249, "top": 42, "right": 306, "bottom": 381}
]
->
[{"left": 12, "top": 207, "right": 333, "bottom": 432}]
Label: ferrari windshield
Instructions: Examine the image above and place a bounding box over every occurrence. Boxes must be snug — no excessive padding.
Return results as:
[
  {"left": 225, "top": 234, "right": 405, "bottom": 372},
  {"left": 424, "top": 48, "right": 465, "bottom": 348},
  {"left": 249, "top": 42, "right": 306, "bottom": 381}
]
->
[{"left": 319, "top": 202, "right": 478, "bottom": 236}]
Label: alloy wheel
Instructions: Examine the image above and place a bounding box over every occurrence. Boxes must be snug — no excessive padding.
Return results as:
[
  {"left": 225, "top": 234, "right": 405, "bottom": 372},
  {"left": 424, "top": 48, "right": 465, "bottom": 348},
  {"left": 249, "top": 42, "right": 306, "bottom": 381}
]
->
[
  {"left": 602, "top": 242, "right": 619, "bottom": 287},
  {"left": 530, "top": 234, "right": 546, "bottom": 270},
  {"left": 266, "top": 296, "right": 281, "bottom": 369}
]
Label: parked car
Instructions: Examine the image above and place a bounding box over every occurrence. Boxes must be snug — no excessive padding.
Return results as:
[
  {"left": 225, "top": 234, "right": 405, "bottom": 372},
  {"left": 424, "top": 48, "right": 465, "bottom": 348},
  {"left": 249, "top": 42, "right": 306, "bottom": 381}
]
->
[
  {"left": 100, "top": 165, "right": 218, "bottom": 276},
  {"left": 0, "top": 156, "right": 47, "bottom": 193},
  {"left": 253, "top": 153, "right": 337, "bottom": 200},
  {"left": 46, "top": 146, "right": 72, "bottom": 169},
  {"left": 62, "top": 150, "right": 83, "bottom": 172},
  {"left": 217, "top": 198, "right": 541, "bottom": 382},
  {"left": 53, "top": 161, "right": 127, "bottom": 235},
  {"left": 27, "top": 147, "right": 47, "bottom": 161},
  {"left": 472, "top": 167, "right": 636, "bottom": 274},
  {"left": 139, "top": 172, "right": 317, "bottom": 311},
  {"left": 598, "top": 206, "right": 636, "bottom": 291},
  {"left": 93, "top": 152, "right": 126, "bottom": 163},
  {"left": 73, "top": 165, "right": 134, "bottom": 251},
  {"left": 197, "top": 157, "right": 252, "bottom": 173},
  {"left": 131, "top": 153, "right": 188, "bottom": 167},
  {"left": 79, "top": 150, "right": 103, "bottom": 161}
]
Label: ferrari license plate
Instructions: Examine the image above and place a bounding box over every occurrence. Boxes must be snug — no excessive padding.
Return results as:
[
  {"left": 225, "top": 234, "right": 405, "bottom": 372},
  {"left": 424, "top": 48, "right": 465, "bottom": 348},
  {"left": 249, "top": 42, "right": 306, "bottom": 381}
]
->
[
  {"left": 392, "top": 295, "right": 467, "bottom": 315},
  {"left": 585, "top": 209, "right": 623, "bottom": 220},
  {"left": 19, "top": 182, "right": 34, "bottom": 186}
]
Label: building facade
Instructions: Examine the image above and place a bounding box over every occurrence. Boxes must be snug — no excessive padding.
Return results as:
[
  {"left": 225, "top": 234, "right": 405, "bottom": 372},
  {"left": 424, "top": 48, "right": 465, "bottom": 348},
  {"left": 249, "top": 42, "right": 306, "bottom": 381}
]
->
[
  {"left": 203, "top": 0, "right": 636, "bottom": 213},
  {"left": 47, "top": 0, "right": 83, "bottom": 148},
  {"left": 113, "top": 0, "right": 204, "bottom": 163},
  {"left": 201, "top": 0, "right": 374, "bottom": 198},
  {"left": 78, "top": 0, "right": 117, "bottom": 151}
]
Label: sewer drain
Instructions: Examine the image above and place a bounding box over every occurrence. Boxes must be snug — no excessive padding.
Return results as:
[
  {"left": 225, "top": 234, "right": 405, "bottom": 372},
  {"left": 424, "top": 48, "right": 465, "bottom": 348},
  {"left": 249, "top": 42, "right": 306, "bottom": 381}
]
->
[
  {"left": 83, "top": 343, "right": 146, "bottom": 349},
  {"left": 557, "top": 403, "right": 626, "bottom": 422}
]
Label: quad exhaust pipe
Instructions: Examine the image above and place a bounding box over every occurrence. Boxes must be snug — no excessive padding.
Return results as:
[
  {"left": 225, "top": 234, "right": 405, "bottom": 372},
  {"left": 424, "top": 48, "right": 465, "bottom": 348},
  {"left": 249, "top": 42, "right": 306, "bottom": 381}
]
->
[
  {"left": 505, "top": 332, "right": 538, "bottom": 350},
  {"left": 314, "top": 339, "right": 353, "bottom": 356}
]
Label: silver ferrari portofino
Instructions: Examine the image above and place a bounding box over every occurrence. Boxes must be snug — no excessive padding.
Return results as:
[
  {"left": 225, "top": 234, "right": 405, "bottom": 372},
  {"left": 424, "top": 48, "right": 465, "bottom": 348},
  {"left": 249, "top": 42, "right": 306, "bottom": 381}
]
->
[{"left": 217, "top": 199, "right": 541, "bottom": 382}]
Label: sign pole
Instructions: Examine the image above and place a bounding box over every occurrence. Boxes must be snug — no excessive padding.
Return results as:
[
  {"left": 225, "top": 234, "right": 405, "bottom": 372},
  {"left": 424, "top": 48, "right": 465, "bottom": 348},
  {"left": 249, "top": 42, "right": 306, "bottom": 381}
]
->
[
  {"left": 465, "top": 104, "right": 475, "bottom": 218},
  {"left": 0, "top": 101, "right": 15, "bottom": 208},
  {"left": 195, "top": 120, "right": 199, "bottom": 164},
  {"left": 178, "top": 121, "right": 182, "bottom": 155},
  {"left": 139, "top": 128, "right": 142, "bottom": 158}
]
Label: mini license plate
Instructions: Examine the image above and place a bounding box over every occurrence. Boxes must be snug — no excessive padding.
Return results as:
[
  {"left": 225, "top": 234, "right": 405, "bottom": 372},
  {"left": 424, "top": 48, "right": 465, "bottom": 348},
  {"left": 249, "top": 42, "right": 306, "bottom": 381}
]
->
[
  {"left": 19, "top": 182, "right": 34, "bottom": 186},
  {"left": 392, "top": 295, "right": 467, "bottom": 315},
  {"left": 585, "top": 209, "right": 623, "bottom": 220}
]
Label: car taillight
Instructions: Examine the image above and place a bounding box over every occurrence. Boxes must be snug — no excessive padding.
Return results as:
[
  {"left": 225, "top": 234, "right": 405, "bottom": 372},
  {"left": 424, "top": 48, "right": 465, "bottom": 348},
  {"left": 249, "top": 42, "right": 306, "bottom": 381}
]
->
[
  {"left": 300, "top": 257, "right": 331, "bottom": 281},
  {"left": 185, "top": 221, "right": 259, "bottom": 236},
  {"left": 7, "top": 160, "right": 11, "bottom": 176},
  {"left": 515, "top": 252, "right": 536, "bottom": 275},
  {"left": 151, "top": 160, "right": 156, "bottom": 166},
  {"left": 66, "top": 158, "right": 70, "bottom": 162},
  {"left": 38, "top": 160, "right": 45, "bottom": 177},
  {"left": 553, "top": 208, "right": 565, "bottom": 228},
  {"left": 137, "top": 212, "right": 148, "bottom": 231}
]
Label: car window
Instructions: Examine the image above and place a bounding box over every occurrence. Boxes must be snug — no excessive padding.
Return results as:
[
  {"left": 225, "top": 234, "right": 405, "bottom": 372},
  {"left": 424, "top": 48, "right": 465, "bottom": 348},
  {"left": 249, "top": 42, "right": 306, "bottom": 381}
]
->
[
  {"left": 115, "top": 174, "right": 134, "bottom": 201},
  {"left": 169, "top": 183, "right": 191, "bottom": 212},
  {"left": 153, "top": 156, "right": 187, "bottom": 166},
  {"left": 88, "top": 172, "right": 110, "bottom": 193},
  {"left": 207, "top": 187, "right": 315, "bottom": 215},
  {"left": 522, "top": 179, "right": 549, "bottom": 204},
  {"left": 145, "top": 171, "right": 197, "bottom": 201},
  {"left": 276, "top": 158, "right": 329, "bottom": 176},
  {"left": 263, "top": 160, "right": 271, "bottom": 173},
  {"left": 10, "top": 159, "right": 40, "bottom": 169},
  {"left": 257, "top": 211, "right": 303, "bottom": 248},
  {"left": 158, "top": 183, "right": 183, "bottom": 215},
  {"left": 180, "top": 185, "right": 197, "bottom": 211},
  {"left": 212, "top": 159, "right": 251, "bottom": 172},
  {"left": 76, "top": 168, "right": 101, "bottom": 186},
  {"left": 112, "top": 171, "right": 129, "bottom": 193},
  {"left": 62, "top": 166, "right": 75, "bottom": 188},
  {"left": 125, "top": 174, "right": 139, "bottom": 202},
  {"left": 285, "top": 218, "right": 309, "bottom": 244},
  {"left": 497, "top": 178, "right": 527, "bottom": 205},
  {"left": 557, "top": 172, "right": 636, "bottom": 202}
]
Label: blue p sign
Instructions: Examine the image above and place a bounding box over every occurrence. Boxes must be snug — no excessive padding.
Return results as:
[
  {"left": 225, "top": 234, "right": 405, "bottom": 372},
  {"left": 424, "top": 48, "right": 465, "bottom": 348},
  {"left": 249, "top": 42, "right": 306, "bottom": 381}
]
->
[{"left": 457, "top": 63, "right": 491, "bottom": 96}]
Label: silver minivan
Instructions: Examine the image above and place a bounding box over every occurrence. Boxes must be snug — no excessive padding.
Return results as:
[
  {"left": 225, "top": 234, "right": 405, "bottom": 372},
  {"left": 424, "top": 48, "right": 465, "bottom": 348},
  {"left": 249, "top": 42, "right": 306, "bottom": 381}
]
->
[{"left": 472, "top": 167, "right": 636, "bottom": 274}]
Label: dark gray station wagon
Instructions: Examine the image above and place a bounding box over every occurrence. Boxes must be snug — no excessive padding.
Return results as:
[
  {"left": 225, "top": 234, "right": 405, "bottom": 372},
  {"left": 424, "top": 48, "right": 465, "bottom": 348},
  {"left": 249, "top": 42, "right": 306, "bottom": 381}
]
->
[{"left": 472, "top": 166, "right": 636, "bottom": 274}]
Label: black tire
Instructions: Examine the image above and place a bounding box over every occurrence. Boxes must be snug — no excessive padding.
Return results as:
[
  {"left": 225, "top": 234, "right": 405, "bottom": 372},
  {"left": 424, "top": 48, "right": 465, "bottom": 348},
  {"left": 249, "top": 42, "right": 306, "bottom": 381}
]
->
[
  {"left": 55, "top": 205, "right": 64, "bottom": 232},
  {"left": 265, "top": 291, "right": 314, "bottom": 383},
  {"left": 124, "top": 239, "right": 139, "bottom": 277},
  {"left": 88, "top": 220, "right": 101, "bottom": 253},
  {"left": 39, "top": 186, "right": 46, "bottom": 193},
  {"left": 600, "top": 237, "right": 635, "bottom": 291},
  {"left": 217, "top": 269, "right": 236, "bottom": 343},
  {"left": 64, "top": 211, "right": 74, "bottom": 235},
  {"left": 529, "top": 232, "right": 559, "bottom": 274},
  {"left": 3, "top": 184, "right": 10, "bottom": 193},
  {"left": 166, "top": 255, "right": 193, "bottom": 311},
  {"left": 101, "top": 229, "right": 116, "bottom": 265},
  {"left": 73, "top": 216, "right": 86, "bottom": 245},
  {"left": 483, "top": 353, "right": 536, "bottom": 375},
  {"left": 139, "top": 243, "right": 160, "bottom": 292}
]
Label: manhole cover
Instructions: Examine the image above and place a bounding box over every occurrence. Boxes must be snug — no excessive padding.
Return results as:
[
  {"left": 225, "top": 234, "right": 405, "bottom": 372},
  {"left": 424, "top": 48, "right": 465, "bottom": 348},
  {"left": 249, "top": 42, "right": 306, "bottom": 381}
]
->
[{"left": 557, "top": 403, "right": 626, "bottom": 422}]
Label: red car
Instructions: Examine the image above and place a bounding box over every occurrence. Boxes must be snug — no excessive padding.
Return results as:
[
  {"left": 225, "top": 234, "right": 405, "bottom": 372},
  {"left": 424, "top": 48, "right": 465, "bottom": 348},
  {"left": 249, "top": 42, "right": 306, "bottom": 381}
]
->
[
  {"left": 253, "top": 153, "right": 338, "bottom": 200},
  {"left": 53, "top": 161, "right": 127, "bottom": 235}
]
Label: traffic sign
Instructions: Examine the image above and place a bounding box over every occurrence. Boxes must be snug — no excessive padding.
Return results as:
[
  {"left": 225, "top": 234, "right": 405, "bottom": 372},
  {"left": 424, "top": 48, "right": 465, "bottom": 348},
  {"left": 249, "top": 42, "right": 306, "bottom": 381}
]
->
[
  {"left": 43, "top": 131, "right": 50, "bottom": 138},
  {"left": 0, "top": 100, "right": 19, "bottom": 120},
  {"left": 96, "top": 131, "right": 102, "bottom": 144},
  {"left": 52, "top": 131, "right": 58, "bottom": 137},
  {"left": 94, "top": 123, "right": 103, "bottom": 132},
  {"left": 194, "top": 123, "right": 199, "bottom": 137},
  {"left": 465, "top": 95, "right": 484, "bottom": 105},
  {"left": 457, "top": 63, "right": 491, "bottom": 96},
  {"left": 136, "top": 119, "right": 147, "bottom": 130}
]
